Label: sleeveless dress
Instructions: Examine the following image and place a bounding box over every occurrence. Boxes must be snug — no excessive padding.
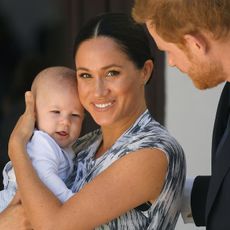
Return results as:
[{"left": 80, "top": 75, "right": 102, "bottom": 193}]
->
[{"left": 66, "top": 110, "right": 186, "bottom": 230}]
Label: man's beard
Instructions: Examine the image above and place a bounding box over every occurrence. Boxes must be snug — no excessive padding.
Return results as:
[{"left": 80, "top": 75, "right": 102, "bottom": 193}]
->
[{"left": 187, "top": 57, "right": 226, "bottom": 90}]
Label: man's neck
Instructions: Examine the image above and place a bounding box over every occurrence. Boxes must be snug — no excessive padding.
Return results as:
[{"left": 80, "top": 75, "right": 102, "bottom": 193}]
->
[{"left": 214, "top": 37, "right": 230, "bottom": 81}]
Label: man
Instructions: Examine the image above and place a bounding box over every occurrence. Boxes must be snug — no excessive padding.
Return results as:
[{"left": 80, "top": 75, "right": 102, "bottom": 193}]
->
[{"left": 132, "top": 0, "right": 230, "bottom": 229}]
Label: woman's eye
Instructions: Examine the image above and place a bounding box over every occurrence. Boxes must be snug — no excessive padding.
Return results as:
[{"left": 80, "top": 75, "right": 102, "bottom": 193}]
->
[
  {"left": 107, "top": 70, "right": 119, "bottom": 77},
  {"left": 79, "top": 73, "right": 91, "bottom": 78}
]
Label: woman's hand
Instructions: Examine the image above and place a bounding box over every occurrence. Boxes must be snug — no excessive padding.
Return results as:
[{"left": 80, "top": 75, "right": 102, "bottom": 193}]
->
[
  {"left": 3, "top": 92, "right": 35, "bottom": 229},
  {"left": 0, "top": 192, "right": 33, "bottom": 230},
  {"left": 8, "top": 91, "right": 35, "bottom": 158}
]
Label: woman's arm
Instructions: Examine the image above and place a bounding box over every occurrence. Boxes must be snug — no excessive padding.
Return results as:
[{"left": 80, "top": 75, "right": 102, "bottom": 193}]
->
[
  {"left": 0, "top": 192, "right": 32, "bottom": 230},
  {"left": 9, "top": 92, "right": 168, "bottom": 230}
]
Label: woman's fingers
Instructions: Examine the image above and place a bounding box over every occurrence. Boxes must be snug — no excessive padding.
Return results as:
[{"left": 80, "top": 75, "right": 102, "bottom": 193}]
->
[
  {"left": 8, "top": 91, "right": 36, "bottom": 156},
  {"left": 23, "top": 91, "right": 36, "bottom": 137},
  {"left": 25, "top": 91, "right": 35, "bottom": 119}
]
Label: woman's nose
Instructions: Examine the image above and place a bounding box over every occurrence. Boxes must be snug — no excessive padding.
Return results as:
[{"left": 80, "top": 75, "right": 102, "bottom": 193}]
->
[{"left": 94, "top": 78, "right": 109, "bottom": 97}]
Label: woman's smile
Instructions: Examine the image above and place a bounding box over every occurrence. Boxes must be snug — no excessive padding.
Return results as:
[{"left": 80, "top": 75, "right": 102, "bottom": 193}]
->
[{"left": 93, "top": 101, "right": 114, "bottom": 109}]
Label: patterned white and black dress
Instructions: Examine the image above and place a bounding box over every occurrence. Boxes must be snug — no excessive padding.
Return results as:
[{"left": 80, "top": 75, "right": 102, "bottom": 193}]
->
[{"left": 66, "top": 110, "right": 186, "bottom": 230}]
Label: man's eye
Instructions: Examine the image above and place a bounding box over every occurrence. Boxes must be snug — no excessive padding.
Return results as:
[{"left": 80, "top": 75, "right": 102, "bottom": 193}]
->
[
  {"left": 72, "top": 114, "right": 80, "bottom": 118},
  {"left": 107, "top": 70, "right": 120, "bottom": 77}
]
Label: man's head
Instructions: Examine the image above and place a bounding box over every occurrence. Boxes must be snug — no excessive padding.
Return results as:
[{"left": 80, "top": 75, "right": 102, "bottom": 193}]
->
[
  {"left": 31, "top": 66, "right": 84, "bottom": 148},
  {"left": 132, "top": 0, "right": 230, "bottom": 89},
  {"left": 133, "top": 0, "right": 230, "bottom": 43}
]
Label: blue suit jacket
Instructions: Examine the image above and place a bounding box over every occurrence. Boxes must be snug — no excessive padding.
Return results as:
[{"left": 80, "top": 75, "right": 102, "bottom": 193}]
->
[{"left": 191, "top": 82, "right": 230, "bottom": 230}]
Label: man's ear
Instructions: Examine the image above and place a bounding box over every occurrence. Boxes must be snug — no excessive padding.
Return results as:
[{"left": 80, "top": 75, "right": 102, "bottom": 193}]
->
[
  {"left": 183, "top": 33, "right": 209, "bottom": 55},
  {"left": 142, "top": 59, "right": 154, "bottom": 84}
]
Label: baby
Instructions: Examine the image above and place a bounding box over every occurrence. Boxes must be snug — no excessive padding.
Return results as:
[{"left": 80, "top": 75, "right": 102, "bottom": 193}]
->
[{"left": 0, "top": 66, "right": 84, "bottom": 211}]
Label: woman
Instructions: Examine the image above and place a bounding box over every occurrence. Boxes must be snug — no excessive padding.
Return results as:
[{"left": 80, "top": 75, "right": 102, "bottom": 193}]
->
[{"left": 1, "top": 13, "right": 185, "bottom": 229}]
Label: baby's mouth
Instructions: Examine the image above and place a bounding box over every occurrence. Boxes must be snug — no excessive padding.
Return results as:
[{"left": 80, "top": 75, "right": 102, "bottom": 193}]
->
[{"left": 56, "top": 131, "right": 68, "bottom": 136}]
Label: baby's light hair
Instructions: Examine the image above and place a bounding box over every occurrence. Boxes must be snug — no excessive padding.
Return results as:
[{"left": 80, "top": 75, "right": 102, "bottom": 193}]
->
[{"left": 31, "top": 66, "right": 76, "bottom": 98}]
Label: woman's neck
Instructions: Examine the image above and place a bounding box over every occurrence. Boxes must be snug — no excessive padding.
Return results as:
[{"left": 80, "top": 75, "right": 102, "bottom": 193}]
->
[{"left": 95, "top": 107, "right": 147, "bottom": 158}]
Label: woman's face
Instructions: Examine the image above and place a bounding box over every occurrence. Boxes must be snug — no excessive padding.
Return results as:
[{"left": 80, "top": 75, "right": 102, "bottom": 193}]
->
[{"left": 75, "top": 37, "right": 151, "bottom": 128}]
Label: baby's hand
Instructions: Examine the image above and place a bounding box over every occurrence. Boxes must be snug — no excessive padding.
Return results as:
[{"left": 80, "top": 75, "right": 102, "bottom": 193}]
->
[{"left": 8, "top": 91, "right": 35, "bottom": 157}]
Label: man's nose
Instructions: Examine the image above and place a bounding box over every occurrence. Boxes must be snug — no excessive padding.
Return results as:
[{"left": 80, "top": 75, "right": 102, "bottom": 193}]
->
[{"left": 167, "top": 54, "right": 175, "bottom": 67}]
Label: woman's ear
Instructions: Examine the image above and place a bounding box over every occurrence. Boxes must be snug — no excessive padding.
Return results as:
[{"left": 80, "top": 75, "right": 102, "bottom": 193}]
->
[
  {"left": 142, "top": 59, "right": 154, "bottom": 85},
  {"left": 183, "top": 33, "right": 209, "bottom": 55}
]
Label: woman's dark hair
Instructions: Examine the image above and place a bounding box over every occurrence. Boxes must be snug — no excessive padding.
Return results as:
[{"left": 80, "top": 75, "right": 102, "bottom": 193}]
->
[{"left": 74, "top": 13, "right": 152, "bottom": 69}]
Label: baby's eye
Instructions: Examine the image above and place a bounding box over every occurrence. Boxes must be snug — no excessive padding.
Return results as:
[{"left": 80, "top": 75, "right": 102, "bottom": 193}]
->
[
  {"left": 107, "top": 70, "right": 120, "bottom": 77},
  {"left": 51, "top": 110, "right": 60, "bottom": 114}
]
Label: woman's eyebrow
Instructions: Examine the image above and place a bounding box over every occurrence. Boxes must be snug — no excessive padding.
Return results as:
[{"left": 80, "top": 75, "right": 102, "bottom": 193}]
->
[
  {"left": 76, "top": 64, "right": 123, "bottom": 72},
  {"left": 76, "top": 67, "right": 89, "bottom": 72},
  {"left": 101, "top": 64, "right": 123, "bottom": 70}
]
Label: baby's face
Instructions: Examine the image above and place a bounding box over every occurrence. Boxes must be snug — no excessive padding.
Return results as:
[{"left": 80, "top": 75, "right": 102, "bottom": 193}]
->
[{"left": 35, "top": 83, "right": 84, "bottom": 148}]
